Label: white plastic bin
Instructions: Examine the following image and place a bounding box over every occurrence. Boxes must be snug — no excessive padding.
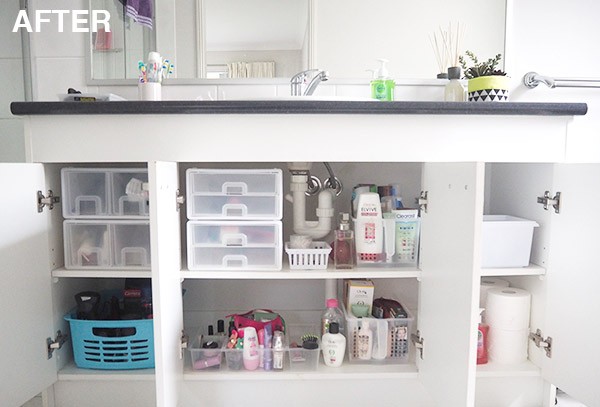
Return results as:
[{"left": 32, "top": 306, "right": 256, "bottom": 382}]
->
[
  {"left": 61, "top": 168, "right": 149, "bottom": 218},
  {"left": 186, "top": 169, "right": 282, "bottom": 220},
  {"left": 64, "top": 220, "right": 151, "bottom": 269},
  {"left": 187, "top": 221, "right": 282, "bottom": 270},
  {"left": 482, "top": 215, "right": 539, "bottom": 268}
]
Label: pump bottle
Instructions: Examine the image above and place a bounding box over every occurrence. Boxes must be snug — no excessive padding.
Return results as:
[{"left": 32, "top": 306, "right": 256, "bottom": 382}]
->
[
  {"left": 334, "top": 212, "right": 355, "bottom": 269},
  {"left": 477, "top": 308, "right": 489, "bottom": 365},
  {"left": 322, "top": 322, "right": 346, "bottom": 367},
  {"left": 371, "top": 58, "right": 395, "bottom": 101}
]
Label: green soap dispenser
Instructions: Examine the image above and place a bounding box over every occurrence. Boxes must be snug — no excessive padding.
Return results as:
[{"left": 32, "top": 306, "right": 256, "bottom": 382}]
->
[{"left": 371, "top": 58, "right": 395, "bottom": 101}]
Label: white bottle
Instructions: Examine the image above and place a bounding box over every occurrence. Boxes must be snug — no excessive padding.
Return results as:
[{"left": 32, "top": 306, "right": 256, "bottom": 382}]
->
[
  {"left": 321, "top": 322, "right": 346, "bottom": 367},
  {"left": 354, "top": 192, "right": 384, "bottom": 263},
  {"left": 357, "top": 319, "right": 373, "bottom": 360},
  {"left": 242, "top": 327, "right": 260, "bottom": 370},
  {"left": 444, "top": 66, "right": 466, "bottom": 102}
]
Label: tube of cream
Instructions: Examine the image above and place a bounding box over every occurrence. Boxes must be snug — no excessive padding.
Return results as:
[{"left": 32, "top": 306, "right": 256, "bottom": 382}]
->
[{"left": 263, "top": 325, "right": 273, "bottom": 371}]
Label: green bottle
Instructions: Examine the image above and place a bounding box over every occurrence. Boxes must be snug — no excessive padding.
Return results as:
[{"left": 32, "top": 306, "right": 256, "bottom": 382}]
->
[{"left": 371, "top": 58, "right": 395, "bottom": 101}]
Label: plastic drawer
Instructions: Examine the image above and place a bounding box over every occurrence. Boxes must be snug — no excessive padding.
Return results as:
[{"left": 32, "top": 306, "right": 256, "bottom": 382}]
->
[
  {"left": 61, "top": 168, "right": 149, "bottom": 218},
  {"left": 187, "top": 221, "right": 282, "bottom": 270},
  {"left": 64, "top": 220, "right": 151, "bottom": 270},
  {"left": 186, "top": 169, "right": 282, "bottom": 220}
]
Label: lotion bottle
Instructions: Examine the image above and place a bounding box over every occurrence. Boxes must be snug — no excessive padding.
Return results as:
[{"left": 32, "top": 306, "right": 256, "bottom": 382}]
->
[
  {"left": 357, "top": 319, "right": 373, "bottom": 360},
  {"left": 355, "top": 192, "right": 384, "bottom": 263},
  {"left": 444, "top": 66, "right": 466, "bottom": 102},
  {"left": 477, "top": 308, "right": 489, "bottom": 365},
  {"left": 242, "top": 326, "right": 260, "bottom": 370},
  {"left": 322, "top": 322, "right": 346, "bottom": 367},
  {"left": 371, "top": 58, "right": 395, "bottom": 101}
]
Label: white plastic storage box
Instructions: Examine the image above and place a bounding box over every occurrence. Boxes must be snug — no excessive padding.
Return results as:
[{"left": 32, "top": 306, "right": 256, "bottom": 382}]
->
[
  {"left": 482, "top": 215, "right": 539, "bottom": 268},
  {"left": 61, "top": 168, "right": 149, "bottom": 218},
  {"left": 344, "top": 304, "right": 413, "bottom": 364},
  {"left": 186, "top": 169, "right": 282, "bottom": 220},
  {"left": 187, "top": 221, "right": 282, "bottom": 270},
  {"left": 64, "top": 220, "right": 151, "bottom": 269}
]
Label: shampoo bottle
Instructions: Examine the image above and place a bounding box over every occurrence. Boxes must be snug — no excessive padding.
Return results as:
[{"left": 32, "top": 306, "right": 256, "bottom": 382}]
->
[
  {"left": 477, "top": 308, "right": 489, "bottom": 365},
  {"left": 357, "top": 319, "right": 373, "bottom": 360},
  {"left": 322, "top": 322, "right": 346, "bottom": 367},
  {"left": 242, "top": 326, "right": 260, "bottom": 370},
  {"left": 444, "top": 66, "right": 466, "bottom": 102},
  {"left": 371, "top": 58, "right": 395, "bottom": 101},
  {"left": 355, "top": 192, "right": 384, "bottom": 263}
]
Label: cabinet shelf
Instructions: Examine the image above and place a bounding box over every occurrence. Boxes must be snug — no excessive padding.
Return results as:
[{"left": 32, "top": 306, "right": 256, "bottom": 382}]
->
[
  {"left": 476, "top": 360, "right": 540, "bottom": 378},
  {"left": 480, "top": 263, "right": 545, "bottom": 277},
  {"left": 51, "top": 267, "right": 152, "bottom": 279},
  {"left": 181, "top": 264, "right": 421, "bottom": 280},
  {"left": 183, "top": 361, "right": 418, "bottom": 381},
  {"left": 58, "top": 362, "right": 155, "bottom": 381}
]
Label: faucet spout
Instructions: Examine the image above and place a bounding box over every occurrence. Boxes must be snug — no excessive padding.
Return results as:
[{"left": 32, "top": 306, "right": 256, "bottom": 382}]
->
[{"left": 290, "top": 69, "right": 330, "bottom": 96}]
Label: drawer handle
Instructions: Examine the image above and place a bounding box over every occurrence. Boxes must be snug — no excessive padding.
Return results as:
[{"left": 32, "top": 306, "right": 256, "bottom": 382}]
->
[
  {"left": 222, "top": 233, "right": 248, "bottom": 247},
  {"left": 222, "top": 255, "right": 248, "bottom": 268},
  {"left": 75, "top": 195, "right": 102, "bottom": 216},
  {"left": 222, "top": 182, "right": 248, "bottom": 195},
  {"left": 222, "top": 204, "right": 248, "bottom": 217}
]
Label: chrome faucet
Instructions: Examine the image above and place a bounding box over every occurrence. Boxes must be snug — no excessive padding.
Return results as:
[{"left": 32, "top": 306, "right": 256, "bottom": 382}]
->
[{"left": 290, "top": 69, "right": 330, "bottom": 96}]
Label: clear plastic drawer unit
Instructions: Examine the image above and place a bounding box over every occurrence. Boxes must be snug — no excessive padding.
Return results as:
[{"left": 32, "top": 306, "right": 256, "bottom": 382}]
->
[
  {"left": 61, "top": 168, "right": 149, "bottom": 218},
  {"left": 186, "top": 169, "right": 282, "bottom": 220},
  {"left": 64, "top": 220, "right": 151, "bottom": 270},
  {"left": 187, "top": 221, "right": 282, "bottom": 270}
]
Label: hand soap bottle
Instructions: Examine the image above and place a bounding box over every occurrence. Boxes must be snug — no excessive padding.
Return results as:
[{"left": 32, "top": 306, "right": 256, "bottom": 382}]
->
[
  {"left": 371, "top": 58, "right": 395, "bottom": 101},
  {"left": 444, "top": 66, "right": 466, "bottom": 102},
  {"left": 334, "top": 212, "right": 355, "bottom": 269},
  {"left": 477, "top": 308, "right": 489, "bottom": 365}
]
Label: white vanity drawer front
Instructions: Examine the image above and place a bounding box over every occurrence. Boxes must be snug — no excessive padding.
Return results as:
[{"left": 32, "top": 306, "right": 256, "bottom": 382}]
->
[
  {"left": 186, "top": 169, "right": 282, "bottom": 220},
  {"left": 187, "top": 221, "right": 282, "bottom": 270}
]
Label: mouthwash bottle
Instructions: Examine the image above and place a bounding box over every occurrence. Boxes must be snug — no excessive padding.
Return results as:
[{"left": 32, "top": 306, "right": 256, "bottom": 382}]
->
[{"left": 371, "top": 58, "right": 395, "bottom": 101}]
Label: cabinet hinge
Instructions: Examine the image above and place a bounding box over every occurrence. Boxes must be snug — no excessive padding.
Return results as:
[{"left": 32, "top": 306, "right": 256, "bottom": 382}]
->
[
  {"left": 37, "top": 190, "right": 60, "bottom": 213},
  {"left": 529, "top": 329, "right": 552, "bottom": 358},
  {"left": 180, "top": 330, "right": 189, "bottom": 359},
  {"left": 47, "top": 330, "right": 68, "bottom": 359},
  {"left": 417, "top": 191, "right": 428, "bottom": 213},
  {"left": 176, "top": 189, "right": 185, "bottom": 211},
  {"left": 537, "top": 191, "right": 561, "bottom": 214},
  {"left": 411, "top": 330, "right": 424, "bottom": 359}
]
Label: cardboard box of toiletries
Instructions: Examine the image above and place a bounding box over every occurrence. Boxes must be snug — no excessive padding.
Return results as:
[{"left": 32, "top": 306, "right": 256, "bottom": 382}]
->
[{"left": 344, "top": 279, "right": 375, "bottom": 316}]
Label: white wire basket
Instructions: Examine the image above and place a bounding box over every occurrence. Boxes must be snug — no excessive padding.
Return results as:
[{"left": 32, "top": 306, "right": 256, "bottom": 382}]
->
[{"left": 285, "top": 242, "right": 332, "bottom": 270}]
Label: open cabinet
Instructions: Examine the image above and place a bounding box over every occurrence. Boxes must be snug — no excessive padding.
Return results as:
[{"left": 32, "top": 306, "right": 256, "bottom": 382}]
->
[{"left": 4, "top": 106, "right": 599, "bottom": 407}]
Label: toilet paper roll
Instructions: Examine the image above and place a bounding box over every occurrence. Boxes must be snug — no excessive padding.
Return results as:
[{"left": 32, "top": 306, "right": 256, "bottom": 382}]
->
[
  {"left": 480, "top": 277, "right": 510, "bottom": 308},
  {"left": 488, "top": 328, "right": 529, "bottom": 364},
  {"left": 485, "top": 287, "right": 531, "bottom": 331}
]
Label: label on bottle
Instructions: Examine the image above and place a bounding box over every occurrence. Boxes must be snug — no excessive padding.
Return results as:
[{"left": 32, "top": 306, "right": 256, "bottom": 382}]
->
[
  {"left": 477, "top": 329, "right": 484, "bottom": 357},
  {"left": 357, "top": 334, "right": 370, "bottom": 359}
]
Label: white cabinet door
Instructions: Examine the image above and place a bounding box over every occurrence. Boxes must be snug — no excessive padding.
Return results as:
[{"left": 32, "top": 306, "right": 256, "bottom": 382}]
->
[
  {"left": 0, "top": 164, "right": 57, "bottom": 406},
  {"left": 540, "top": 164, "right": 600, "bottom": 406},
  {"left": 418, "top": 162, "right": 484, "bottom": 406},
  {"left": 149, "top": 162, "right": 184, "bottom": 407}
]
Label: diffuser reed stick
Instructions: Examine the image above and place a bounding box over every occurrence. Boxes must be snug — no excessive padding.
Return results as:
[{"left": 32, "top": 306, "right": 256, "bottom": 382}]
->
[{"left": 431, "top": 22, "right": 465, "bottom": 76}]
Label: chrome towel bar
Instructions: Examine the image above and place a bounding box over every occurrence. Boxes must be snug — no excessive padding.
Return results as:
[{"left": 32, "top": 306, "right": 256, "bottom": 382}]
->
[{"left": 524, "top": 72, "right": 600, "bottom": 89}]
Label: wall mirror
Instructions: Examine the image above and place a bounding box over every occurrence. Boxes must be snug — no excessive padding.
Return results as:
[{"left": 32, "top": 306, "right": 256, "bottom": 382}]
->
[{"left": 88, "top": 0, "right": 506, "bottom": 83}]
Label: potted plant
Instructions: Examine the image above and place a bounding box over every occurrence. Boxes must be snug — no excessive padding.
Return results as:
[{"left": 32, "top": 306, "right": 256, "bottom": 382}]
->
[{"left": 459, "top": 51, "right": 509, "bottom": 102}]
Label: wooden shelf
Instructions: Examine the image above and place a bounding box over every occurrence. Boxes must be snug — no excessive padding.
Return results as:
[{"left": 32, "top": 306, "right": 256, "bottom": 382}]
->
[
  {"left": 51, "top": 267, "right": 152, "bottom": 279},
  {"left": 58, "top": 362, "right": 155, "bottom": 381},
  {"left": 480, "top": 263, "right": 545, "bottom": 277},
  {"left": 183, "top": 361, "right": 418, "bottom": 381},
  {"left": 181, "top": 265, "right": 421, "bottom": 280},
  {"left": 476, "top": 360, "right": 541, "bottom": 378}
]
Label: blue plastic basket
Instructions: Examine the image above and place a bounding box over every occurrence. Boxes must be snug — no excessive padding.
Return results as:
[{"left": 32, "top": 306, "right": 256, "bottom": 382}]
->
[{"left": 65, "top": 312, "right": 155, "bottom": 370}]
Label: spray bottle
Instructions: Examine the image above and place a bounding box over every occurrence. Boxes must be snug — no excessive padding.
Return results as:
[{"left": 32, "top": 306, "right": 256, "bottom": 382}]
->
[{"left": 371, "top": 58, "right": 395, "bottom": 101}]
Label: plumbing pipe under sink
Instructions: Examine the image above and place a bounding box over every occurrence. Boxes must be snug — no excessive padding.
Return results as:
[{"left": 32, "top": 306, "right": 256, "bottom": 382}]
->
[{"left": 285, "top": 162, "right": 335, "bottom": 239}]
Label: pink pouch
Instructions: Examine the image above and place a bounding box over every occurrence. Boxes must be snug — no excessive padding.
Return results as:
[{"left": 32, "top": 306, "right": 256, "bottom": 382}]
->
[{"left": 227, "top": 309, "right": 285, "bottom": 334}]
